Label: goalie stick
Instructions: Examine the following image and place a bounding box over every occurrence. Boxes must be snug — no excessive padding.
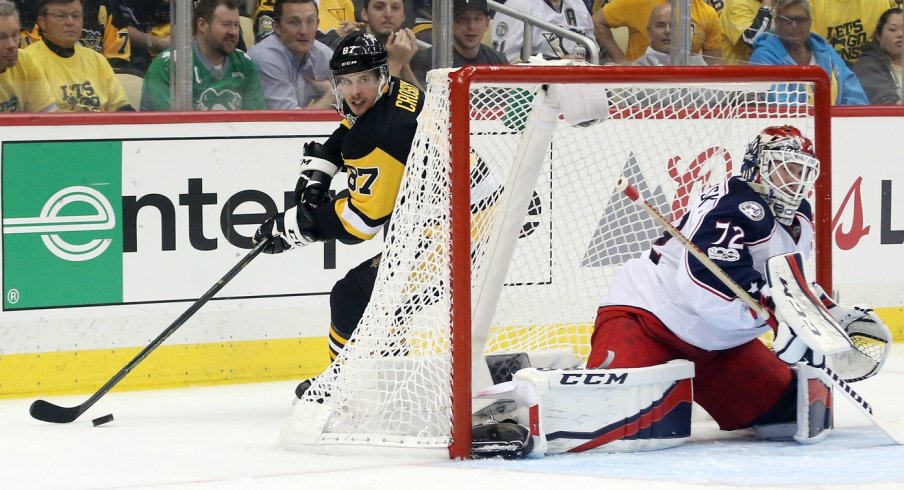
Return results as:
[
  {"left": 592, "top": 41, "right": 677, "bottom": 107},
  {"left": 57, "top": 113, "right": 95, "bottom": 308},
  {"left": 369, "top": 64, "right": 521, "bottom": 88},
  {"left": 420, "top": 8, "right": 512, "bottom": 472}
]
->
[
  {"left": 29, "top": 238, "right": 269, "bottom": 424},
  {"left": 616, "top": 177, "right": 904, "bottom": 446}
]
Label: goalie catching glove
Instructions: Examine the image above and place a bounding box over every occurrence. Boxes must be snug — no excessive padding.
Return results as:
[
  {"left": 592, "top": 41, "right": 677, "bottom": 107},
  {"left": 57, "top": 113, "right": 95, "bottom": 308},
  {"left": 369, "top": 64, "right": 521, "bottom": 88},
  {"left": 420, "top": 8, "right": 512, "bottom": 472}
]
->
[
  {"left": 295, "top": 142, "right": 341, "bottom": 209},
  {"left": 253, "top": 205, "right": 319, "bottom": 254},
  {"left": 812, "top": 283, "right": 891, "bottom": 382}
]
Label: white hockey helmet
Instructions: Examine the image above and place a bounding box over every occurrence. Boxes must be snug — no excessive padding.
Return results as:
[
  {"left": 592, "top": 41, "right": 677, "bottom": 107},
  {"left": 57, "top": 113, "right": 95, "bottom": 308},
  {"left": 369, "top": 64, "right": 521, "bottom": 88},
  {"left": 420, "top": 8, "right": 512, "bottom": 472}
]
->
[{"left": 741, "top": 125, "right": 820, "bottom": 225}]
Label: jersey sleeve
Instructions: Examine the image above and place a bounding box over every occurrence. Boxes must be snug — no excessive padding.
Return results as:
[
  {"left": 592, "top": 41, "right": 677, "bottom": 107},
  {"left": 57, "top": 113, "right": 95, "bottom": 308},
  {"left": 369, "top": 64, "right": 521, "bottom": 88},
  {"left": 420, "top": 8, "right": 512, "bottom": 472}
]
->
[
  {"left": 601, "top": 0, "right": 631, "bottom": 28},
  {"left": 721, "top": 1, "right": 762, "bottom": 45},
  {"left": 702, "top": 4, "right": 722, "bottom": 52},
  {"left": 238, "top": 52, "right": 267, "bottom": 110},
  {"left": 19, "top": 51, "right": 57, "bottom": 112},
  {"left": 140, "top": 50, "right": 172, "bottom": 110},
  {"left": 491, "top": 7, "right": 526, "bottom": 62},
  {"left": 311, "top": 80, "right": 423, "bottom": 243}
]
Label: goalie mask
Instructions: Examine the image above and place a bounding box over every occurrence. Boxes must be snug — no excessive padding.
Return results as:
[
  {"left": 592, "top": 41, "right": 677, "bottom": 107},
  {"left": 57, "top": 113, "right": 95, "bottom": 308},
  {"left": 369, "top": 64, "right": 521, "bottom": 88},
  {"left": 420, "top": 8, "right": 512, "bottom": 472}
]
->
[
  {"left": 329, "top": 32, "right": 390, "bottom": 123},
  {"left": 741, "top": 125, "right": 820, "bottom": 225}
]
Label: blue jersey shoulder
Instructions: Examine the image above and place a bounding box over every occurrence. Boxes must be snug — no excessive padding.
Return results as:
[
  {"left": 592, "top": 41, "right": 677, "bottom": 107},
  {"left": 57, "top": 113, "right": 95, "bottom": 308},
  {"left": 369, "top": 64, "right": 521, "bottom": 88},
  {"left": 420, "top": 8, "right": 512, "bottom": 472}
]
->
[{"left": 705, "top": 177, "right": 776, "bottom": 242}]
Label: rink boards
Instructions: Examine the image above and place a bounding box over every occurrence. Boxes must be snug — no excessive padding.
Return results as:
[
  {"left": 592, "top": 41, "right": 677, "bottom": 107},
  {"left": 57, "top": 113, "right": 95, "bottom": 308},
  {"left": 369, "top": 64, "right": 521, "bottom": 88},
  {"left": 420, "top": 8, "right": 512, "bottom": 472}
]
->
[{"left": 0, "top": 111, "right": 901, "bottom": 397}]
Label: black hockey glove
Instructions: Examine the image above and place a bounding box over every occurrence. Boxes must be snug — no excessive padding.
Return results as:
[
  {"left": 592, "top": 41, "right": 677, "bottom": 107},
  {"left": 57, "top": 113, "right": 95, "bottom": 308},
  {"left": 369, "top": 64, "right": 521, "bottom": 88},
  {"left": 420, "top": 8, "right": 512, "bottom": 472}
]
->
[
  {"left": 294, "top": 142, "right": 341, "bottom": 209},
  {"left": 253, "top": 205, "right": 319, "bottom": 254}
]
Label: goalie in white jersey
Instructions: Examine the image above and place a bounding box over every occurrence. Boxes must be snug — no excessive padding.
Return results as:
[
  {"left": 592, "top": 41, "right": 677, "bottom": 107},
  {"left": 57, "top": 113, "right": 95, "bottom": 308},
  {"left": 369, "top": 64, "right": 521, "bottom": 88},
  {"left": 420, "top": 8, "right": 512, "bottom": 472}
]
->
[{"left": 587, "top": 125, "right": 889, "bottom": 434}]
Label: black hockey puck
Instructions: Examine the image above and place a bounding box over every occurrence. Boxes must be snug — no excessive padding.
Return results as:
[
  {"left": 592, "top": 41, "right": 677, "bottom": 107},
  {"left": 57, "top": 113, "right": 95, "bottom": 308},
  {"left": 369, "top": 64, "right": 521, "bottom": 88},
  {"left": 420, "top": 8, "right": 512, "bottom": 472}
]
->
[{"left": 92, "top": 414, "right": 114, "bottom": 427}]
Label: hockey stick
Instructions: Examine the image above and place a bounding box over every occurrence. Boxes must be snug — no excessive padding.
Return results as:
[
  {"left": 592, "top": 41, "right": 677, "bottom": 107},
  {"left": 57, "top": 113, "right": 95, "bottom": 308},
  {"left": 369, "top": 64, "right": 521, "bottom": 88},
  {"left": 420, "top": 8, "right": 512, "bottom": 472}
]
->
[
  {"left": 616, "top": 177, "right": 904, "bottom": 445},
  {"left": 614, "top": 178, "right": 772, "bottom": 321},
  {"left": 29, "top": 238, "right": 269, "bottom": 424},
  {"left": 818, "top": 365, "right": 904, "bottom": 444}
]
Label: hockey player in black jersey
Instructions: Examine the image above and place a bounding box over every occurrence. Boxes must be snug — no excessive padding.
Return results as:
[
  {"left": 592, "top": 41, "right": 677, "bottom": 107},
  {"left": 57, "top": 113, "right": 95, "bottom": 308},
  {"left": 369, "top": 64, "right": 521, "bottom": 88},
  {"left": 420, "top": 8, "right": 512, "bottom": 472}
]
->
[{"left": 253, "top": 31, "right": 424, "bottom": 397}]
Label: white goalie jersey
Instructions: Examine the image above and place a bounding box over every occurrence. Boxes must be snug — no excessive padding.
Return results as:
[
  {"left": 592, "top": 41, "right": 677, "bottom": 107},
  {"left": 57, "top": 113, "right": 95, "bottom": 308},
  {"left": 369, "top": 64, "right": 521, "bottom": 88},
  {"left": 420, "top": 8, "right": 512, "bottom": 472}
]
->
[{"left": 604, "top": 177, "right": 815, "bottom": 351}]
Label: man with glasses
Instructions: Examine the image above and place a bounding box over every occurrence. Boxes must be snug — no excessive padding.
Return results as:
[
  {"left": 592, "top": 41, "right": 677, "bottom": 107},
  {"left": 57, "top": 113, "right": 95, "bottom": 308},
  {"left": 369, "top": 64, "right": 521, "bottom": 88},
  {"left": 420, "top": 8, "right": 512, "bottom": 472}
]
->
[
  {"left": 25, "top": 0, "right": 133, "bottom": 111},
  {"left": 140, "top": 0, "right": 265, "bottom": 110},
  {"left": 249, "top": 0, "right": 334, "bottom": 109},
  {"left": 0, "top": 0, "right": 57, "bottom": 112}
]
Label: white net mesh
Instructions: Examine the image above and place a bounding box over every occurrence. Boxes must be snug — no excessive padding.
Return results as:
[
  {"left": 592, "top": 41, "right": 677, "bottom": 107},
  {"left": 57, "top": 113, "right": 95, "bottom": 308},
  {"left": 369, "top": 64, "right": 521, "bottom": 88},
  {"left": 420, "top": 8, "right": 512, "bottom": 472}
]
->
[{"left": 292, "top": 65, "right": 821, "bottom": 453}]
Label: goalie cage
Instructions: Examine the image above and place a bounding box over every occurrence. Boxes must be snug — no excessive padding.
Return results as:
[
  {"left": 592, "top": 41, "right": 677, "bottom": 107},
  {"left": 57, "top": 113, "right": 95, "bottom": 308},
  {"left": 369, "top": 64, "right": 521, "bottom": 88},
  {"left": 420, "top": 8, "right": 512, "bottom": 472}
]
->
[{"left": 282, "top": 64, "right": 833, "bottom": 459}]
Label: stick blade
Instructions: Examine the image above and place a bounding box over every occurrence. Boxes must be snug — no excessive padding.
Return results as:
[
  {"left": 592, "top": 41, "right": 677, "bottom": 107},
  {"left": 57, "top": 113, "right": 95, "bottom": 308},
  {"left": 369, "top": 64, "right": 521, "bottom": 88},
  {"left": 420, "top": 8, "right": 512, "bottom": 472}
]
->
[{"left": 30, "top": 399, "right": 83, "bottom": 423}]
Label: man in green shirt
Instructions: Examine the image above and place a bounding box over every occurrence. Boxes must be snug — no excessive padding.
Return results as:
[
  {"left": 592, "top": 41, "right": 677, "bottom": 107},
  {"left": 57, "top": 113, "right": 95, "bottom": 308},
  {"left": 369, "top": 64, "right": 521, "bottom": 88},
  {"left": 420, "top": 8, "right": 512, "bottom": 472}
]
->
[{"left": 140, "top": 0, "right": 265, "bottom": 110}]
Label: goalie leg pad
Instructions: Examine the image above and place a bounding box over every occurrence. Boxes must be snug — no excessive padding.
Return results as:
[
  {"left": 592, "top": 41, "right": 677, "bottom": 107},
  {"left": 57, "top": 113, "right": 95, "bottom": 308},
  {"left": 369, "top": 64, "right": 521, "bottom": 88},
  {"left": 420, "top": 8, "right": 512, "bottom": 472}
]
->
[
  {"left": 478, "top": 361, "right": 695, "bottom": 456},
  {"left": 794, "top": 363, "right": 834, "bottom": 444},
  {"left": 754, "top": 363, "right": 833, "bottom": 444}
]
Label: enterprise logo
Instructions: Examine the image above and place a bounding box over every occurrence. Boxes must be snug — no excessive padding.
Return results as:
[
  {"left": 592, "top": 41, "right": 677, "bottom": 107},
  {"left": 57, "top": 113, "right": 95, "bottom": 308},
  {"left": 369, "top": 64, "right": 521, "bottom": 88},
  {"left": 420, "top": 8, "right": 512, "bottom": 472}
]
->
[{"left": 2, "top": 186, "right": 116, "bottom": 262}]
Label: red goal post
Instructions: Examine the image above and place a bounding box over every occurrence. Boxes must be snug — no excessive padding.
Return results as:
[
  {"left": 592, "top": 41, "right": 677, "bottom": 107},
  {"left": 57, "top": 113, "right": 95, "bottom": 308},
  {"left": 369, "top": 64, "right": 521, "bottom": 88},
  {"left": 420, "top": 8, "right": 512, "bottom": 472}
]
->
[
  {"left": 447, "top": 64, "right": 832, "bottom": 458},
  {"left": 283, "top": 64, "right": 832, "bottom": 460}
]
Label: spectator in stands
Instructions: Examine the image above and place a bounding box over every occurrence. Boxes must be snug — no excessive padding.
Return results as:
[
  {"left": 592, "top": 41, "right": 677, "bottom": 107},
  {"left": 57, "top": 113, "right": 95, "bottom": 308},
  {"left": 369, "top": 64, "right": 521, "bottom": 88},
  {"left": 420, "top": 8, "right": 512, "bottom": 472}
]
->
[
  {"left": 852, "top": 7, "right": 903, "bottom": 105},
  {"left": 749, "top": 0, "right": 868, "bottom": 105},
  {"left": 26, "top": 0, "right": 133, "bottom": 111},
  {"left": 16, "top": 1, "right": 131, "bottom": 68},
  {"left": 119, "top": 0, "right": 171, "bottom": 73},
  {"left": 634, "top": 3, "right": 707, "bottom": 65},
  {"left": 720, "top": 0, "right": 775, "bottom": 65},
  {"left": 141, "top": 0, "right": 265, "bottom": 110},
  {"left": 323, "top": 0, "right": 420, "bottom": 87},
  {"left": 411, "top": 0, "right": 507, "bottom": 86},
  {"left": 253, "top": 0, "right": 360, "bottom": 44},
  {"left": 491, "top": 0, "right": 595, "bottom": 63},
  {"left": 810, "top": 0, "right": 899, "bottom": 66},
  {"left": 249, "top": 0, "right": 333, "bottom": 109},
  {"left": 593, "top": 0, "right": 721, "bottom": 65},
  {"left": 0, "top": 0, "right": 58, "bottom": 112},
  {"left": 351, "top": 0, "right": 417, "bottom": 29}
]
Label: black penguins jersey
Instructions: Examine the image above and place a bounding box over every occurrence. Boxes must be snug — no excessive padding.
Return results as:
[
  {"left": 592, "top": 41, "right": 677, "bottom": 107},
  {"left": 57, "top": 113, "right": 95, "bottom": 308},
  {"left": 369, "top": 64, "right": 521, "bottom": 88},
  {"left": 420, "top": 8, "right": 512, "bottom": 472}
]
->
[{"left": 311, "top": 77, "right": 424, "bottom": 243}]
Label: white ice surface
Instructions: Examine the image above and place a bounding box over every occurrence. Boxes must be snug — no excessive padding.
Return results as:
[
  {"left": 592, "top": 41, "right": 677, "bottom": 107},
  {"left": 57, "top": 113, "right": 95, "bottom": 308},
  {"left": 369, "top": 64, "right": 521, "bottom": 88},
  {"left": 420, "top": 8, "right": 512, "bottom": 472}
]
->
[{"left": 3, "top": 350, "right": 904, "bottom": 490}]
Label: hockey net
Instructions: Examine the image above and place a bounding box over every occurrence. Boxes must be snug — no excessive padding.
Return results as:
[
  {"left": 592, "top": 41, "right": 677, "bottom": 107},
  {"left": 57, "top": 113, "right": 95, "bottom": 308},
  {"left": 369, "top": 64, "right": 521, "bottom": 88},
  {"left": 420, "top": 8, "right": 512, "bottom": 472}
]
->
[{"left": 283, "top": 64, "right": 832, "bottom": 458}]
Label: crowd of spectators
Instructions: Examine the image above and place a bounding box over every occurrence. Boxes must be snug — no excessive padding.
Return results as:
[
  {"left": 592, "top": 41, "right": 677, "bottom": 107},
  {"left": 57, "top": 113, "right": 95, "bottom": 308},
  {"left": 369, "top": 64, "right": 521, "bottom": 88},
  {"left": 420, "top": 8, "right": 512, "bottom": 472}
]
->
[{"left": 3, "top": 0, "right": 904, "bottom": 113}]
